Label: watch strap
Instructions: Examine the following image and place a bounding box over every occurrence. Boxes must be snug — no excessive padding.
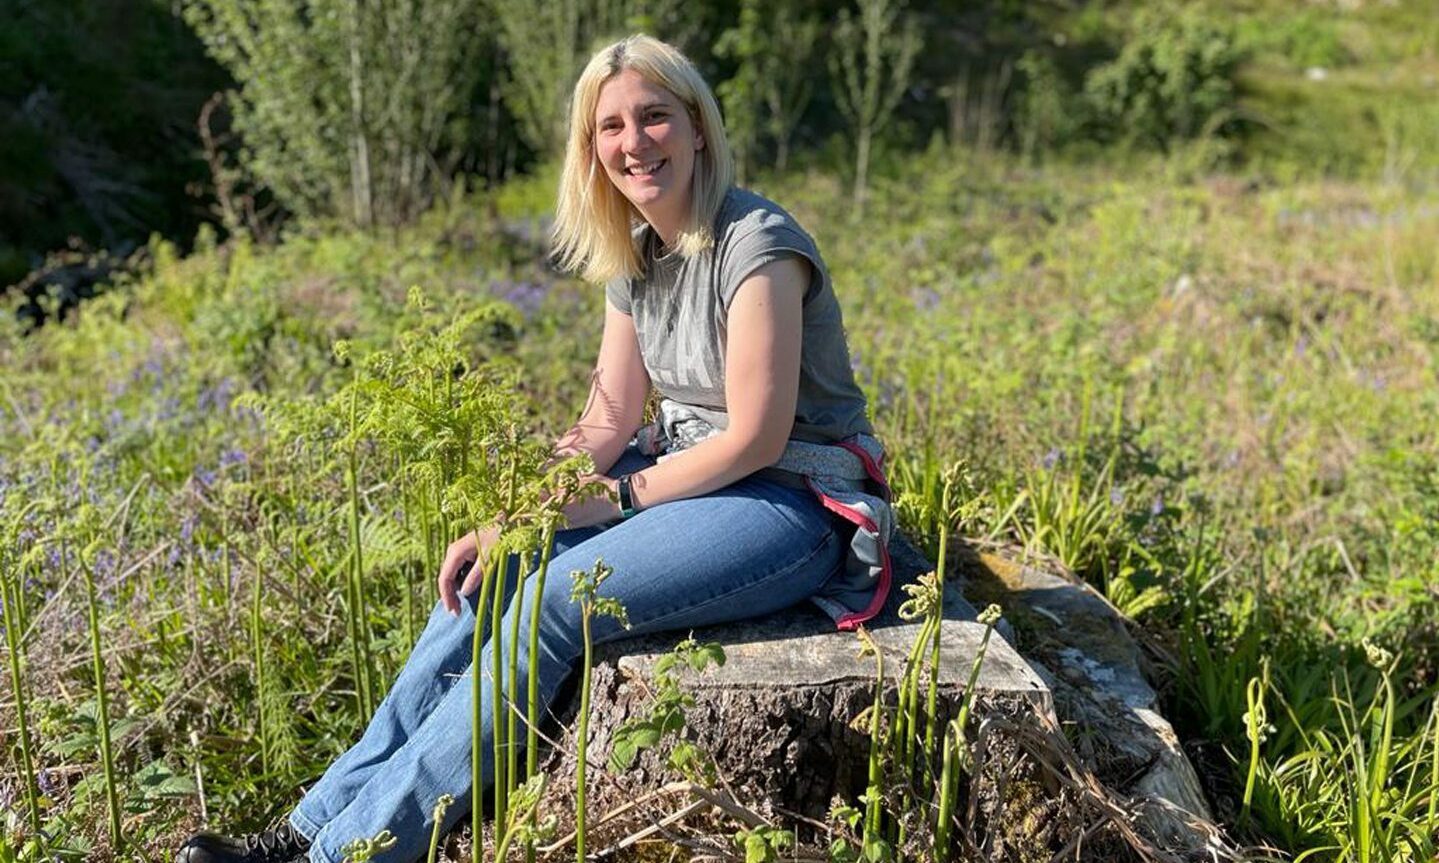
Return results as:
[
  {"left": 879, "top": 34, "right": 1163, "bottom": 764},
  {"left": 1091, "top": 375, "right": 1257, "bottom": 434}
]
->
[{"left": 618, "top": 474, "right": 639, "bottom": 519}]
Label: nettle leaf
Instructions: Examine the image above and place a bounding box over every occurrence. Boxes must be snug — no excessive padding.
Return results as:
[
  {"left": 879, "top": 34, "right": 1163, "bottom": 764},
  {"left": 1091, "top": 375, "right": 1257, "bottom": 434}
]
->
[
  {"left": 607, "top": 737, "right": 638, "bottom": 773},
  {"left": 656, "top": 706, "right": 686, "bottom": 735},
  {"left": 629, "top": 721, "right": 664, "bottom": 749},
  {"left": 862, "top": 837, "right": 891, "bottom": 862},
  {"left": 54, "top": 730, "right": 98, "bottom": 759},
  {"left": 607, "top": 719, "right": 663, "bottom": 773},
  {"left": 685, "top": 642, "right": 727, "bottom": 672},
  {"left": 110, "top": 716, "right": 144, "bottom": 743}
]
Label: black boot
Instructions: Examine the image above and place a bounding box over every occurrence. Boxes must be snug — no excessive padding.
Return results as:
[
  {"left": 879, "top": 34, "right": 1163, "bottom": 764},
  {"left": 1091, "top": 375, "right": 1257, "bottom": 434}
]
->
[{"left": 175, "top": 822, "right": 312, "bottom": 863}]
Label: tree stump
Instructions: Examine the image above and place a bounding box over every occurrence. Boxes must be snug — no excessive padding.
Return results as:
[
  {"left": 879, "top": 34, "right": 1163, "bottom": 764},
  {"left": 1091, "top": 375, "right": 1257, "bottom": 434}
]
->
[{"left": 453, "top": 535, "right": 1235, "bottom": 862}]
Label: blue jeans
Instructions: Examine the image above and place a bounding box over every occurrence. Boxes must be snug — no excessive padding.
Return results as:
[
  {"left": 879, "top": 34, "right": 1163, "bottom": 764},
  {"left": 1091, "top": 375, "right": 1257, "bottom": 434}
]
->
[{"left": 287, "top": 447, "right": 843, "bottom": 863}]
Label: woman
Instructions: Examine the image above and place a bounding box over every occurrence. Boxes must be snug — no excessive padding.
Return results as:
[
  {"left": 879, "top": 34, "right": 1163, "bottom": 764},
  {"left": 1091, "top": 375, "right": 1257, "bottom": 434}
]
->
[{"left": 178, "top": 34, "right": 891, "bottom": 863}]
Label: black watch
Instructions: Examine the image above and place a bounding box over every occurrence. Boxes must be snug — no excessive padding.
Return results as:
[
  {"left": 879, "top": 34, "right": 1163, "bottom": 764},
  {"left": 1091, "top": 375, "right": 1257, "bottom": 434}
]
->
[{"left": 617, "top": 474, "right": 639, "bottom": 519}]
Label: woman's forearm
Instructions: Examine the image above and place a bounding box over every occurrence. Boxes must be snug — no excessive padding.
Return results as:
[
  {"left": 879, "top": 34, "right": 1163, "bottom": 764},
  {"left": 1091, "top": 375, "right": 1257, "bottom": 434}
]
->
[
  {"left": 619, "top": 429, "right": 779, "bottom": 513},
  {"left": 550, "top": 419, "right": 636, "bottom": 477},
  {"left": 558, "top": 428, "right": 775, "bottom": 530}
]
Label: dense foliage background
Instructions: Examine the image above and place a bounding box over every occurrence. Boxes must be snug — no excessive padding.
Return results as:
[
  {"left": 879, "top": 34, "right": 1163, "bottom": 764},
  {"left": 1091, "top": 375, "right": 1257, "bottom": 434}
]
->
[
  {"left": 2, "top": 0, "right": 1437, "bottom": 861},
  {"left": 6, "top": 0, "right": 1437, "bottom": 286}
]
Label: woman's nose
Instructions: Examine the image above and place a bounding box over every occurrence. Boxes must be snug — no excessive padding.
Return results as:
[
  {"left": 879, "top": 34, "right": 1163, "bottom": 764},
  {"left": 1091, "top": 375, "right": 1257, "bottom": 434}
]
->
[{"left": 622, "top": 118, "right": 652, "bottom": 152}]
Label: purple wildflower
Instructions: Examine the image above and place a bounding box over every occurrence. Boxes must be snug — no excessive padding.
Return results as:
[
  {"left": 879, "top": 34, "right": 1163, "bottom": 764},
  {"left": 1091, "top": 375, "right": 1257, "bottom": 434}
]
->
[
  {"left": 219, "top": 448, "right": 248, "bottom": 467},
  {"left": 1041, "top": 448, "right": 1063, "bottom": 470},
  {"left": 914, "top": 288, "right": 941, "bottom": 311},
  {"left": 198, "top": 378, "right": 236, "bottom": 413},
  {"left": 497, "top": 280, "right": 549, "bottom": 318},
  {"left": 37, "top": 767, "right": 60, "bottom": 797},
  {"left": 1150, "top": 495, "right": 1165, "bottom": 516},
  {"left": 180, "top": 515, "right": 197, "bottom": 546},
  {"left": 1109, "top": 486, "right": 1124, "bottom": 505}
]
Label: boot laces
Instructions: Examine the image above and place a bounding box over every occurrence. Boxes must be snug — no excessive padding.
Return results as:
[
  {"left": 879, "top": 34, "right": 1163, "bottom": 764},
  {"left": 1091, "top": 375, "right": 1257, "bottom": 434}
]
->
[{"left": 243, "top": 823, "right": 308, "bottom": 862}]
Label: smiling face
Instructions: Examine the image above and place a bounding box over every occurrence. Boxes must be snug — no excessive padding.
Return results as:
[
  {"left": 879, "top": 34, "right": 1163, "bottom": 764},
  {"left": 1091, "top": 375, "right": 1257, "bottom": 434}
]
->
[{"left": 593, "top": 68, "right": 705, "bottom": 241}]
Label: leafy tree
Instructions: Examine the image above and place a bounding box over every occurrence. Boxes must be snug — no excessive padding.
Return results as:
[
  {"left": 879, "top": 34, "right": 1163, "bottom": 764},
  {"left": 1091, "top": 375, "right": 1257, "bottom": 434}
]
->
[
  {"left": 1083, "top": 7, "right": 1243, "bottom": 152},
  {"left": 829, "top": 0, "right": 921, "bottom": 218},
  {"left": 179, "top": 0, "right": 485, "bottom": 227},
  {"left": 1013, "top": 50, "right": 1080, "bottom": 160},
  {"left": 491, "top": 0, "right": 693, "bottom": 158},
  {"left": 758, "top": 0, "right": 820, "bottom": 173},
  {"left": 714, "top": 0, "right": 763, "bottom": 184},
  {"left": 718, "top": 0, "right": 820, "bottom": 179}
]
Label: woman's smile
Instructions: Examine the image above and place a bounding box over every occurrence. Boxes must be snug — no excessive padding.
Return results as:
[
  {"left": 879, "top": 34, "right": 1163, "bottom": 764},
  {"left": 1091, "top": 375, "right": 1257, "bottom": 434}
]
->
[{"left": 625, "top": 158, "right": 667, "bottom": 178}]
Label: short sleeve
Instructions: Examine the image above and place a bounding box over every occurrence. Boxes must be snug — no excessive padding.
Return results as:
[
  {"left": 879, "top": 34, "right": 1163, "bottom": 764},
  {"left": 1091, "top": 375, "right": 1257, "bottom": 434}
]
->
[
  {"left": 718, "top": 216, "right": 824, "bottom": 311},
  {"left": 605, "top": 276, "right": 632, "bottom": 315}
]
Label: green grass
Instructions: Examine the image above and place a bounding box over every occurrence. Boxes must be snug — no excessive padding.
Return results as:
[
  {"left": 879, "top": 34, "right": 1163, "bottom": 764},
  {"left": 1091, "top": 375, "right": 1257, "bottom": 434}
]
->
[{"left": 2, "top": 142, "right": 1437, "bottom": 860}]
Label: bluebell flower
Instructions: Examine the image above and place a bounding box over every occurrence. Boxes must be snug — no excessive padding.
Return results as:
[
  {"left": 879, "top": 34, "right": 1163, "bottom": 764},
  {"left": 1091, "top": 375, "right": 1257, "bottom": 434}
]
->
[
  {"left": 37, "top": 767, "right": 60, "bottom": 797},
  {"left": 180, "top": 515, "right": 197, "bottom": 546},
  {"left": 219, "top": 448, "right": 248, "bottom": 467},
  {"left": 196, "top": 468, "right": 218, "bottom": 487},
  {"left": 198, "top": 378, "right": 237, "bottom": 413},
  {"left": 1041, "top": 448, "right": 1063, "bottom": 470}
]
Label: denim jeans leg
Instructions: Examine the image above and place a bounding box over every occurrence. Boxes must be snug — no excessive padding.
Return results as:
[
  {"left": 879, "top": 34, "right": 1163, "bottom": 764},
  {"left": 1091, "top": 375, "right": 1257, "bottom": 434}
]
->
[
  {"left": 301, "top": 471, "right": 840, "bottom": 863},
  {"left": 287, "top": 448, "right": 656, "bottom": 839}
]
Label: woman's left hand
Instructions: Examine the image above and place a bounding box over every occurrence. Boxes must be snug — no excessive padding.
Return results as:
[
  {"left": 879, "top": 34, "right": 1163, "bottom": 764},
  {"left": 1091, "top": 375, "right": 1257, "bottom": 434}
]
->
[{"left": 561, "top": 476, "right": 623, "bottom": 529}]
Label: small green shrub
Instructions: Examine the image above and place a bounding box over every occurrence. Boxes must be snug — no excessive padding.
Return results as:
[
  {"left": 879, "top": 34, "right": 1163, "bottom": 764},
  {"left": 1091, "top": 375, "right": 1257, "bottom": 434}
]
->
[
  {"left": 1013, "top": 50, "right": 1082, "bottom": 159},
  {"left": 1083, "top": 7, "right": 1245, "bottom": 152}
]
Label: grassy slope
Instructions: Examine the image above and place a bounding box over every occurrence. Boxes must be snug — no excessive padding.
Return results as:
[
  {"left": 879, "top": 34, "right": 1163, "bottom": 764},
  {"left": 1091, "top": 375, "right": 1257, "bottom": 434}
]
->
[
  {"left": 3, "top": 151, "right": 1436, "bottom": 858},
  {"left": 3, "top": 1, "right": 1439, "bottom": 859}
]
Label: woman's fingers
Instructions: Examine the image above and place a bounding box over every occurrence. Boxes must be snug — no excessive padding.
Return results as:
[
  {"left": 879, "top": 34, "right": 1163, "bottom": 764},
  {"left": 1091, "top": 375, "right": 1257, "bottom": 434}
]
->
[
  {"left": 438, "top": 535, "right": 477, "bottom": 617},
  {"left": 459, "top": 552, "right": 486, "bottom": 597}
]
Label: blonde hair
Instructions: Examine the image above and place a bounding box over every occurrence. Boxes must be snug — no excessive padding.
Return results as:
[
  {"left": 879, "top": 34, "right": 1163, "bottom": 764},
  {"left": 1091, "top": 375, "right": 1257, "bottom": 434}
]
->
[{"left": 551, "top": 34, "right": 734, "bottom": 284}]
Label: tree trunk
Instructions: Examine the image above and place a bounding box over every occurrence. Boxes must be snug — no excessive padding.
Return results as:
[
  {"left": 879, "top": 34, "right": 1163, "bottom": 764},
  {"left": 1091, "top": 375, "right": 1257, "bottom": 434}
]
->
[{"left": 854, "top": 126, "right": 871, "bottom": 220}]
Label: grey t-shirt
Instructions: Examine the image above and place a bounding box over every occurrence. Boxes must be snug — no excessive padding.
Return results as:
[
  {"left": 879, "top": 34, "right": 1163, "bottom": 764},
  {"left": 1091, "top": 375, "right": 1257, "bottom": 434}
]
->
[{"left": 606, "top": 186, "right": 872, "bottom": 445}]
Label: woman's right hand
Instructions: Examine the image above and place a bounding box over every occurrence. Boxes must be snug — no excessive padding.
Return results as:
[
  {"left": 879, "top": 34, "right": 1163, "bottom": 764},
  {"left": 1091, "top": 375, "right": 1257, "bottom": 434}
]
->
[{"left": 438, "top": 525, "right": 501, "bottom": 617}]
